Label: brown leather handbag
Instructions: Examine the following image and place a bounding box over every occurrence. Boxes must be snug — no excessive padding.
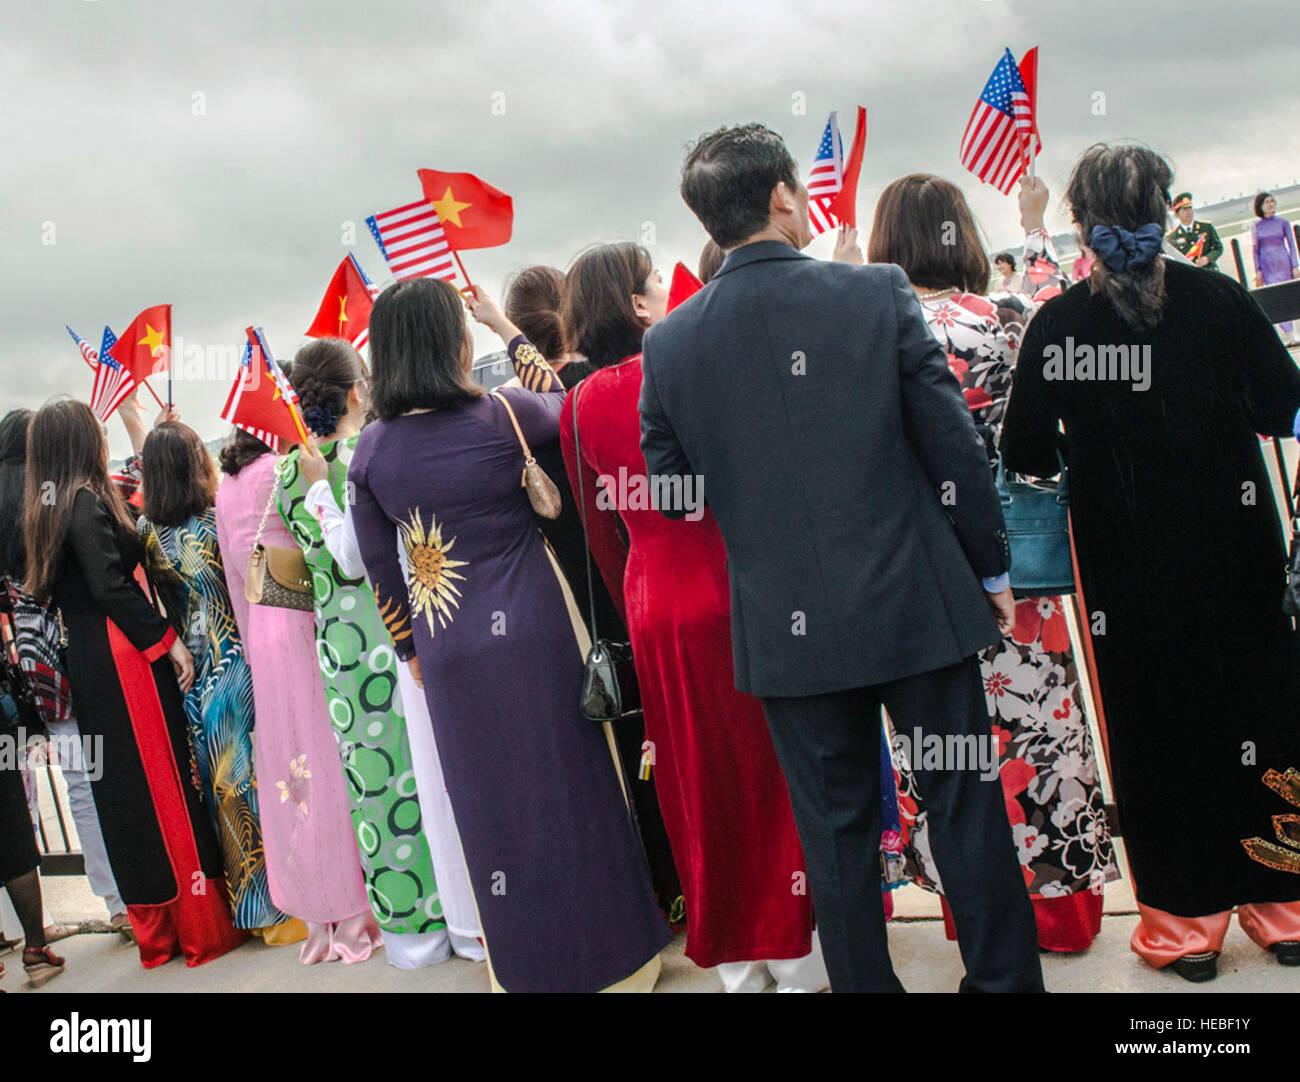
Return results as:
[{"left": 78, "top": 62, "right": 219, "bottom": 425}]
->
[
  {"left": 245, "top": 476, "right": 314, "bottom": 611},
  {"left": 491, "top": 390, "right": 562, "bottom": 519}
]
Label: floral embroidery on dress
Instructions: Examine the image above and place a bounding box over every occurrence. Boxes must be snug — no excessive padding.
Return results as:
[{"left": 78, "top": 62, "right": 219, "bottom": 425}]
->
[
  {"left": 397, "top": 509, "right": 468, "bottom": 635},
  {"left": 276, "top": 754, "right": 311, "bottom": 817}
]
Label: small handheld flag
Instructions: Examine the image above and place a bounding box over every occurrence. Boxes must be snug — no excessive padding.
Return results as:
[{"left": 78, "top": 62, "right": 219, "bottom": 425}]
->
[
  {"left": 806, "top": 106, "right": 867, "bottom": 234},
  {"left": 666, "top": 263, "right": 703, "bottom": 312},
  {"left": 1017, "top": 46, "right": 1042, "bottom": 165},
  {"left": 825, "top": 106, "right": 867, "bottom": 229},
  {"left": 89, "top": 326, "right": 137, "bottom": 422},
  {"left": 807, "top": 111, "right": 844, "bottom": 236},
  {"left": 219, "top": 327, "right": 309, "bottom": 452},
  {"left": 306, "top": 254, "right": 380, "bottom": 348},
  {"left": 66, "top": 325, "right": 99, "bottom": 369},
  {"left": 959, "top": 48, "right": 1035, "bottom": 194},
  {"left": 108, "top": 304, "right": 172, "bottom": 383},
  {"left": 416, "top": 170, "right": 514, "bottom": 251},
  {"left": 366, "top": 200, "right": 457, "bottom": 283}
]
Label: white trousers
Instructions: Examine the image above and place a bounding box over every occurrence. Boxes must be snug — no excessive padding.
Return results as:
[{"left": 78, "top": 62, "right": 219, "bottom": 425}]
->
[
  {"left": 714, "top": 930, "right": 830, "bottom": 993},
  {"left": 46, "top": 718, "right": 125, "bottom": 917},
  {"left": 395, "top": 662, "right": 482, "bottom": 943}
]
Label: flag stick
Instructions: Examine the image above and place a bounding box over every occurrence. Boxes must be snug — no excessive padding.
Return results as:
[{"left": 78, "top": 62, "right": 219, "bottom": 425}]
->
[
  {"left": 167, "top": 368, "right": 173, "bottom": 411},
  {"left": 451, "top": 248, "right": 474, "bottom": 294}
]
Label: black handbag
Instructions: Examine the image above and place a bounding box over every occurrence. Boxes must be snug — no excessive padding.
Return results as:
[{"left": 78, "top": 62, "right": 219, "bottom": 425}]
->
[
  {"left": 997, "top": 452, "right": 1076, "bottom": 599},
  {"left": 0, "top": 583, "right": 43, "bottom": 734},
  {"left": 571, "top": 386, "right": 640, "bottom": 722},
  {"left": 1283, "top": 457, "right": 1300, "bottom": 620}
]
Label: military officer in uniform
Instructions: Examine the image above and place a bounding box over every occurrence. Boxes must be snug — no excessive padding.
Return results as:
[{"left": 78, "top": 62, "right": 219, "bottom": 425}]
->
[{"left": 1167, "top": 192, "right": 1224, "bottom": 270}]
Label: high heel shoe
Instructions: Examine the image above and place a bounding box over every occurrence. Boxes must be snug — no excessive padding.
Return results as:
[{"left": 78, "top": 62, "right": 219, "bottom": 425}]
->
[{"left": 22, "top": 946, "right": 66, "bottom": 988}]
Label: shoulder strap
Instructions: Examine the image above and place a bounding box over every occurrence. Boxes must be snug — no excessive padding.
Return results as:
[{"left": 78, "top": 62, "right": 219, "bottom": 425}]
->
[
  {"left": 253, "top": 460, "right": 282, "bottom": 549},
  {"left": 490, "top": 391, "right": 536, "bottom": 465},
  {"left": 570, "top": 384, "right": 601, "bottom": 647}
]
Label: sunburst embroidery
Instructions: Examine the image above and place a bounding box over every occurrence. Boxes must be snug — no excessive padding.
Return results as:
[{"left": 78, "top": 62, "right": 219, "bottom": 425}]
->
[{"left": 398, "top": 509, "right": 468, "bottom": 635}]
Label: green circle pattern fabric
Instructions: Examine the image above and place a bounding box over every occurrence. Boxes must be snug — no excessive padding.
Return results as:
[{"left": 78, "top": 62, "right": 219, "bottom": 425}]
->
[{"left": 277, "top": 436, "right": 443, "bottom": 933}]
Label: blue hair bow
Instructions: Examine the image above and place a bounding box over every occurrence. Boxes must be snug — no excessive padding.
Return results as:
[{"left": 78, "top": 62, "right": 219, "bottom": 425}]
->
[
  {"left": 1089, "top": 223, "right": 1164, "bottom": 273},
  {"left": 302, "top": 404, "right": 339, "bottom": 438}
]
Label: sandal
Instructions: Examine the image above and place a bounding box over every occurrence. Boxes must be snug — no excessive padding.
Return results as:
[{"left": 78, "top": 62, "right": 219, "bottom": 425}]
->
[
  {"left": 43, "top": 922, "right": 77, "bottom": 944},
  {"left": 23, "top": 946, "right": 65, "bottom": 988}
]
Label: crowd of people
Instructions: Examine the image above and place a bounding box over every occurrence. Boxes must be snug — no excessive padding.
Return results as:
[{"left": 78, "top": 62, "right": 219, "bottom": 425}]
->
[{"left": 2, "top": 126, "right": 1299, "bottom": 992}]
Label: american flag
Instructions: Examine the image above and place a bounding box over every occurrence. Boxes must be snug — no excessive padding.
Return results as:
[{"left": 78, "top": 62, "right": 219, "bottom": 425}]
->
[
  {"left": 366, "top": 199, "right": 457, "bottom": 282},
  {"left": 959, "top": 49, "right": 1035, "bottom": 195},
  {"left": 89, "top": 326, "right": 136, "bottom": 422},
  {"left": 348, "top": 253, "right": 380, "bottom": 349},
  {"left": 66, "top": 325, "right": 99, "bottom": 369},
  {"left": 806, "top": 111, "right": 844, "bottom": 235}
]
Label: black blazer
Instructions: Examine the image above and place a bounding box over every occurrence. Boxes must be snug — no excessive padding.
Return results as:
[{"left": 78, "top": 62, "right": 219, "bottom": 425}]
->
[{"left": 639, "top": 241, "right": 1008, "bottom": 698}]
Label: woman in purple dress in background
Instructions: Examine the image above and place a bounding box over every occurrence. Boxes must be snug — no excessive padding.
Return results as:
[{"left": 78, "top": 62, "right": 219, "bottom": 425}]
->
[
  {"left": 1251, "top": 191, "right": 1299, "bottom": 342},
  {"left": 348, "top": 277, "right": 670, "bottom": 992}
]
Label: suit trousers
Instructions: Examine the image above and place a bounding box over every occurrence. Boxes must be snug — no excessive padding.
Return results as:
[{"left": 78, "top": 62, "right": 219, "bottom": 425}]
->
[{"left": 761, "top": 655, "right": 1043, "bottom": 992}]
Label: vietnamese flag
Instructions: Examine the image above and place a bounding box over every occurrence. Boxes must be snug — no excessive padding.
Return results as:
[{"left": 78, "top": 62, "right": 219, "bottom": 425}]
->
[
  {"left": 417, "top": 169, "right": 514, "bottom": 250},
  {"left": 306, "top": 254, "right": 378, "bottom": 348},
  {"left": 824, "top": 106, "right": 867, "bottom": 229},
  {"left": 108, "top": 303, "right": 172, "bottom": 382},
  {"left": 219, "top": 327, "right": 309, "bottom": 453},
  {"left": 1018, "top": 47, "right": 1042, "bottom": 156},
  {"left": 666, "top": 262, "right": 703, "bottom": 312}
]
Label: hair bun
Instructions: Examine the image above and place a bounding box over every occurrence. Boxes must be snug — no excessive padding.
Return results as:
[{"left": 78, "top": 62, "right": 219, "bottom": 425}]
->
[{"left": 302, "top": 403, "right": 339, "bottom": 437}]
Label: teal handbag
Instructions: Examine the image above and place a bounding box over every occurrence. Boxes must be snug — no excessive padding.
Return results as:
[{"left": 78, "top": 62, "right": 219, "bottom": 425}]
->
[{"left": 996, "top": 455, "right": 1075, "bottom": 598}]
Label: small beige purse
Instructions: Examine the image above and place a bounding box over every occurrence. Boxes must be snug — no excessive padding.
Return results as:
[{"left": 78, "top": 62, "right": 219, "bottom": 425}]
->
[
  {"left": 244, "top": 477, "right": 314, "bottom": 610},
  {"left": 491, "top": 391, "right": 562, "bottom": 520}
]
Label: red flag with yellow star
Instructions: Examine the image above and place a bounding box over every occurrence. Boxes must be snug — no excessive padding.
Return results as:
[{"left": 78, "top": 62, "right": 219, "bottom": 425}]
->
[
  {"left": 305, "top": 254, "right": 379, "bottom": 348},
  {"left": 417, "top": 169, "right": 513, "bottom": 250},
  {"left": 108, "top": 304, "right": 172, "bottom": 382},
  {"left": 219, "top": 327, "right": 310, "bottom": 453}
]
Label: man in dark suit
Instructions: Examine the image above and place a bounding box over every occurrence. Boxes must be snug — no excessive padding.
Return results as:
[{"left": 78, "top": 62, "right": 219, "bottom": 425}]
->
[{"left": 639, "top": 123, "right": 1042, "bottom": 992}]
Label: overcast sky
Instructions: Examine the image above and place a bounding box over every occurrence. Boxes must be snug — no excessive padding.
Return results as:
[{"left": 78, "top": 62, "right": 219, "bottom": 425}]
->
[{"left": 4, "top": 0, "right": 1299, "bottom": 456}]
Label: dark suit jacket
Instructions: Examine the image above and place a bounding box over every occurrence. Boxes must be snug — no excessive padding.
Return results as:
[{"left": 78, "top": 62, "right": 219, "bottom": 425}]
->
[{"left": 638, "top": 240, "right": 1008, "bottom": 698}]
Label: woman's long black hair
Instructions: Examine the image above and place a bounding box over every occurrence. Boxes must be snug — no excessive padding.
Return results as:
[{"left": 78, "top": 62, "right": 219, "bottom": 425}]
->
[{"left": 0, "top": 408, "right": 33, "bottom": 580}]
